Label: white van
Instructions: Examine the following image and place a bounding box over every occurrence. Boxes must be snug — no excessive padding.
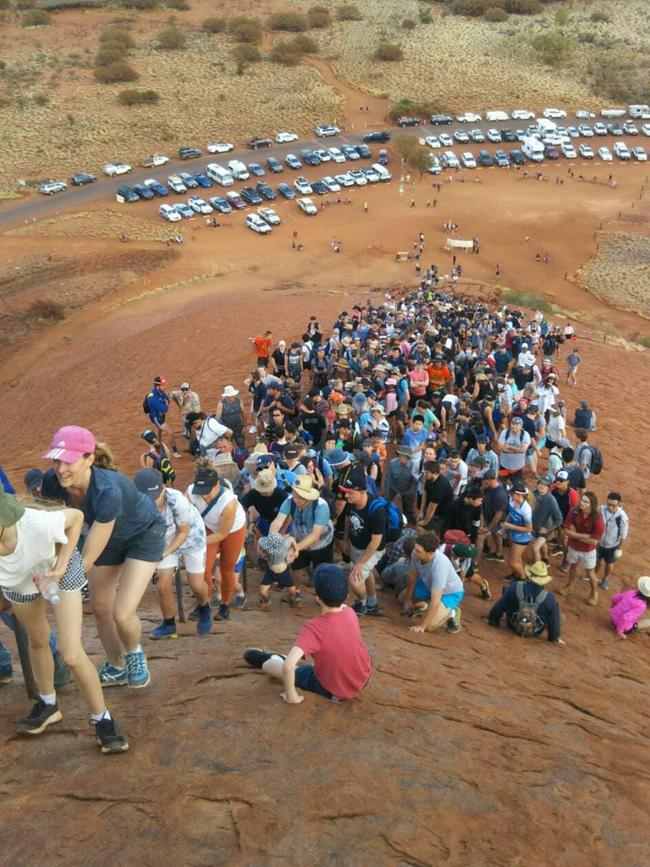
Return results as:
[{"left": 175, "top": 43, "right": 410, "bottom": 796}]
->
[
  {"left": 227, "top": 159, "right": 249, "bottom": 181},
  {"left": 372, "top": 163, "right": 391, "bottom": 181},
  {"left": 521, "top": 137, "right": 545, "bottom": 162},
  {"left": 628, "top": 104, "right": 650, "bottom": 118},
  {"left": 600, "top": 108, "right": 626, "bottom": 118},
  {"left": 536, "top": 118, "right": 557, "bottom": 137},
  {"left": 206, "top": 163, "right": 234, "bottom": 186},
  {"left": 486, "top": 110, "right": 509, "bottom": 122}
]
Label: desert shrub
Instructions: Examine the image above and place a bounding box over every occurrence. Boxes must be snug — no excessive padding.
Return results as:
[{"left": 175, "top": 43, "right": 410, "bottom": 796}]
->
[
  {"left": 484, "top": 6, "right": 507, "bottom": 21},
  {"left": 94, "top": 60, "right": 139, "bottom": 82},
  {"left": 337, "top": 3, "right": 362, "bottom": 20},
  {"left": 15, "top": 0, "right": 36, "bottom": 8},
  {"left": 232, "top": 42, "right": 260, "bottom": 73},
  {"left": 402, "top": 18, "right": 416, "bottom": 29},
  {"left": 419, "top": 9, "right": 433, "bottom": 23},
  {"left": 119, "top": 0, "right": 157, "bottom": 9},
  {"left": 270, "top": 40, "right": 303, "bottom": 65},
  {"left": 0, "top": 0, "right": 10, "bottom": 8},
  {"left": 290, "top": 33, "right": 318, "bottom": 53},
  {"left": 268, "top": 11, "right": 308, "bottom": 32},
  {"left": 202, "top": 16, "right": 227, "bottom": 33},
  {"left": 100, "top": 28, "right": 135, "bottom": 48},
  {"left": 117, "top": 88, "right": 159, "bottom": 105},
  {"left": 37, "top": 0, "right": 103, "bottom": 7},
  {"left": 22, "top": 8, "right": 51, "bottom": 24},
  {"left": 96, "top": 47, "right": 128, "bottom": 66},
  {"left": 228, "top": 16, "right": 262, "bottom": 44},
  {"left": 374, "top": 41, "right": 403, "bottom": 61},
  {"left": 33, "top": 92, "right": 49, "bottom": 105},
  {"left": 590, "top": 10, "right": 610, "bottom": 23},
  {"left": 308, "top": 5, "right": 330, "bottom": 28},
  {"left": 531, "top": 30, "right": 574, "bottom": 66},
  {"left": 451, "top": 0, "right": 490, "bottom": 16},
  {"left": 157, "top": 26, "right": 186, "bottom": 49},
  {"left": 504, "top": 0, "right": 541, "bottom": 13},
  {"left": 588, "top": 51, "right": 650, "bottom": 103},
  {"left": 165, "top": 0, "right": 189, "bottom": 8},
  {"left": 29, "top": 299, "right": 66, "bottom": 321}
]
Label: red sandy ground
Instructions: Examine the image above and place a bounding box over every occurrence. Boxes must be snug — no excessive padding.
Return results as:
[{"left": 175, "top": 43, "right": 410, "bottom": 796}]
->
[{"left": 1, "top": 160, "right": 650, "bottom": 866}]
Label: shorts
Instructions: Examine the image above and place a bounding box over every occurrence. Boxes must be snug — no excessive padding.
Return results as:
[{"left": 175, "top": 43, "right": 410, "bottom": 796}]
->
[
  {"left": 2, "top": 548, "right": 87, "bottom": 604},
  {"left": 566, "top": 547, "right": 597, "bottom": 570},
  {"left": 412, "top": 579, "right": 464, "bottom": 611},
  {"left": 158, "top": 546, "right": 206, "bottom": 574},
  {"left": 350, "top": 546, "right": 384, "bottom": 580},
  {"left": 292, "top": 542, "right": 333, "bottom": 571},
  {"left": 95, "top": 519, "right": 166, "bottom": 567},
  {"left": 261, "top": 566, "right": 294, "bottom": 588},
  {"left": 295, "top": 664, "right": 335, "bottom": 700},
  {"left": 596, "top": 545, "right": 617, "bottom": 565}
]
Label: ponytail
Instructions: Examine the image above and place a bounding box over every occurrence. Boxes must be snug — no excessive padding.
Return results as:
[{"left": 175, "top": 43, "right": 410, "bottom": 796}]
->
[{"left": 93, "top": 443, "right": 117, "bottom": 471}]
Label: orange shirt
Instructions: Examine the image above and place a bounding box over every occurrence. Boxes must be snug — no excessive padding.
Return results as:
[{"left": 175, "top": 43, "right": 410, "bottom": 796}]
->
[
  {"left": 428, "top": 364, "right": 452, "bottom": 388},
  {"left": 253, "top": 335, "right": 272, "bottom": 358}
]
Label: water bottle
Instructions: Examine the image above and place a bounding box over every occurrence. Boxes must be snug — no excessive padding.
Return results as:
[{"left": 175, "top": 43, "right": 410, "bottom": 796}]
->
[{"left": 33, "top": 560, "right": 60, "bottom": 605}]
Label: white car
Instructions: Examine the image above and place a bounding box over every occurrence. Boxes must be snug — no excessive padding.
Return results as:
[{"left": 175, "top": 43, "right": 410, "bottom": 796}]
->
[
  {"left": 578, "top": 124, "right": 594, "bottom": 137},
  {"left": 298, "top": 196, "right": 318, "bottom": 215},
  {"left": 103, "top": 161, "right": 132, "bottom": 177},
  {"left": 348, "top": 169, "right": 368, "bottom": 185},
  {"left": 334, "top": 173, "right": 355, "bottom": 187},
  {"left": 579, "top": 144, "right": 594, "bottom": 159},
  {"left": 632, "top": 146, "right": 647, "bottom": 161},
  {"left": 294, "top": 176, "right": 313, "bottom": 195},
  {"left": 428, "top": 155, "right": 441, "bottom": 175},
  {"left": 543, "top": 108, "right": 567, "bottom": 119},
  {"left": 322, "top": 175, "right": 341, "bottom": 192},
  {"left": 461, "top": 152, "right": 477, "bottom": 168},
  {"left": 598, "top": 146, "right": 613, "bottom": 161},
  {"left": 245, "top": 213, "right": 272, "bottom": 234},
  {"left": 188, "top": 196, "right": 213, "bottom": 214},
  {"left": 575, "top": 109, "right": 596, "bottom": 119},
  {"left": 486, "top": 129, "right": 501, "bottom": 143},
  {"left": 313, "top": 148, "right": 331, "bottom": 162},
  {"left": 361, "top": 167, "right": 380, "bottom": 182},
  {"left": 314, "top": 124, "right": 340, "bottom": 137},
  {"left": 424, "top": 135, "right": 440, "bottom": 148},
  {"left": 142, "top": 154, "right": 169, "bottom": 168},
  {"left": 613, "top": 142, "right": 631, "bottom": 160},
  {"left": 511, "top": 109, "right": 535, "bottom": 120},
  {"left": 275, "top": 131, "right": 298, "bottom": 143},
  {"left": 642, "top": 124, "right": 650, "bottom": 136},
  {"left": 443, "top": 151, "right": 460, "bottom": 169},
  {"left": 561, "top": 142, "right": 577, "bottom": 158},
  {"left": 39, "top": 180, "right": 67, "bottom": 195},
  {"left": 159, "top": 203, "right": 181, "bottom": 222},
  {"left": 207, "top": 141, "right": 234, "bottom": 154},
  {"left": 327, "top": 147, "right": 345, "bottom": 163},
  {"left": 438, "top": 133, "right": 453, "bottom": 147},
  {"left": 168, "top": 175, "right": 187, "bottom": 194},
  {"left": 258, "top": 207, "right": 281, "bottom": 225},
  {"left": 456, "top": 112, "right": 481, "bottom": 123}
]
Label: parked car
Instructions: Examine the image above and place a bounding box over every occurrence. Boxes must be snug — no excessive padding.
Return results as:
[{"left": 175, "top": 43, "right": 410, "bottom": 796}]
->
[
  {"left": 256, "top": 181, "right": 276, "bottom": 200},
  {"left": 194, "top": 172, "right": 213, "bottom": 188},
  {"left": 115, "top": 185, "right": 139, "bottom": 203},
  {"left": 178, "top": 146, "right": 201, "bottom": 160},
  {"left": 543, "top": 108, "right": 567, "bottom": 119},
  {"left": 144, "top": 178, "right": 168, "bottom": 196},
  {"left": 258, "top": 207, "right": 281, "bottom": 225},
  {"left": 362, "top": 130, "right": 390, "bottom": 142},
  {"left": 509, "top": 149, "right": 526, "bottom": 165},
  {"left": 322, "top": 176, "right": 341, "bottom": 193},
  {"left": 266, "top": 156, "right": 284, "bottom": 173},
  {"left": 209, "top": 196, "right": 233, "bottom": 213},
  {"left": 348, "top": 169, "right": 368, "bottom": 185},
  {"left": 312, "top": 180, "right": 328, "bottom": 195},
  {"left": 103, "top": 162, "right": 132, "bottom": 177},
  {"left": 294, "top": 176, "right": 313, "bottom": 195},
  {"left": 428, "top": 155, "right": 442, "bottom": 175},
  {"left": 226, "top": 190, "right": 246, "bottom": 209},
  {"left": 285, "top": 154, "right": 302, "bottom": 170},
  {"left": 142, "top": 154, "right": 169, "bottom": 168},
  {"left": 159, "top": 203, "right": 181, "bottom": 222},
  {"left": 275, "top": 131, "right": 298, "bottom": 143},
  {"left": 429, "top": 114, "right": 452, "bottom": 125},
  {"left": 425, "top": 135, "right": 441, "bottom": 149},
  {"left": 245, "top": 213, "right": 271, "bottom": 234},
  {"left": 178, "top": 172, "right": 198, "bottom": 189},
  {"left": 561, "top": 142, "right": 577, "bottom": 158},
  {"left": 511, "top": 109, "right": 535, "bottom": 120},
  {"left": 597, "top": 146, "right": 613, "bottom": 161},
  {"left": 247, "top": 163, "right": 265, "bottom": 177},
  {"left": 613, "top": 142, "right": 631, "bottom": 160},
  {"left": 544, "top": 145, "right": 560, "bottom": 160},
  {"left": 167, "top": 175, "right": 187, "bottom": 194},
  {"left": 314, "top": 124, "right": 340, "bottom": 137},
  {"left": 328, "top": 147, "right": 346, "bottom": 163},
  {"left": 438, "top": 133, "right": 453, "bottom": 147},
  {"left": 623, "top": 121, "right": 639, "bottom": 135},
  {"left": 361, "top": 167, "right": 380, "bottom": 183},
  {"left": 341, "top": 145, "right": 360, "bottom": 160},
  {"left": 355, "top": 143, "right": 372, "bottom": 158},
  {"left": 494, "top": 149, "right": 509, "bottom": 167},
  {"left": 132, "top": 183, "right": 154, "bottom": 200},
  {"left": 335, "top": 173, "right": 355, "bottom": 188},
  {"left": 173, "top": 202, "right": 194, "bottom": 219},
  {"left": 247, "top": 137, "right": 273, "bottom": 149},
  {"left": 632, "top": 146, "right": 647, "bottom": 161},
  {"left": 642, "top": 124, "right": 650, "bottom": 136},
  {"left": 478, "top": 150, "right": 494, "bottom": 167},
  {"left": 240, "top": 186, "right": 263, "bottom": 205},
  {"left": 456, "top": 112, "right": 481, "bottom": 123},
  {"left": 454, "top": 130, "right": 470, "bottom": 144},
  {"left": 70, "top": 172, "right": 96, "bottom": 186},
  {"left": 442, "top": 151, "right": 460, "bottom": 169},
  {"left": 301, "top": 150, "right": 322, "bottom": 167},
  {"left": 298, "top": 196, "right": 318, "bottom": 215},
  {"left": 578, "top": 124, "right": 594, "bottom": 137},
  {"left": 575, "top": 109, "right": 596, "bottom": 119},
  {"left": 39, "top": 180, "right": 67, "bottom": 195},
  {"left": 486, "top": 129, "right": 501, "bottom": 143},
  {"left": 593, "top": 122, "right": 608, "bottom": 136},
  {"left": 188, "top": 196, "right": 213, "bottom": 214},
  {"left": 469, "top": 128, "right": 485, "bottom": 143},
  {"left": 501, "top": 129, "right": 518, "bottom": 142},
  {"left": 608, "top": 123, "right": 624, "bottom": 136},
  {"left": 377, "top": 149, "right": 389, "bottom": 165},
  {"left": 565, "top": 127, "right": 580, "bottom": 138},
  {"left": 207, "top": 141, "right": 234, "bottom": 154},
  {"left": 579, "top": 144, "right": 594, "bottom": 159},
  {"left": 277, "top": 182, "right": 296, "bottom": 199},
  {"left": 461, "top": 151, "right": 477, "bottom": 169},
  {"left": 396, "top": 116, "right": 420, "bottom": 127},
  {"left": 313, "top": 148, "right": 331, "bottom": 162}
]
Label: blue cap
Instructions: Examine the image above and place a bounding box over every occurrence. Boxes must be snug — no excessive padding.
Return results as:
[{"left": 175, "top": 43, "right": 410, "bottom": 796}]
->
[
  {"left": 314, "top": 563, "right": 349, "bottom": 607},
  {"left": 256, "top": 454, "right": 275, "bottom": 469}
]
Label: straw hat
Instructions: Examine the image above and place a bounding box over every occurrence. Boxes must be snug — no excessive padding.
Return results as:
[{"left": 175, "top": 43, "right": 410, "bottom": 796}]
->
[
  {"left": 524, "top": 561, "right": 552, "bottom": 586},
  {"left": 222, "top": 385, "right": 239, "bottom": 397},
  {"left": 291, "top": 475, "right": 319, "bottom": 501}
]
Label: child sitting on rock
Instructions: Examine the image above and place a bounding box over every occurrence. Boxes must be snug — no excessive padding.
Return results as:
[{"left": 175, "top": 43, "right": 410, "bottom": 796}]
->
[
  {"left": 243, "top": 564, "right": 371, "bottom": 703},
  {"left": 256, "top": 532, "right": 297, "bottom": 610},
  {"left": 610, "top": 576, "right": 650, "bottom": 638}
]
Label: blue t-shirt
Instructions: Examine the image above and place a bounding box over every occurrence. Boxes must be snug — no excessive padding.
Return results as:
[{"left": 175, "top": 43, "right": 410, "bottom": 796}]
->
[
  {"left": 42, "top": 466, "right": 160, "bottom": 545},
  {"left": 402, "top": 427, "right": 428, "bottom": 450},
  {"left": 278, "top": 495, "right": 330, "bottom": 546}
]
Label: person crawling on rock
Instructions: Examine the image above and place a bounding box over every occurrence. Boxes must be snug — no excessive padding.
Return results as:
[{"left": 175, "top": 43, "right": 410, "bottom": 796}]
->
[
  {"left": 243, "top": 564, "right": 371, "bottom": 704},
  {"left": 256, "top": 531, "right": 298, "bottom": 610}
]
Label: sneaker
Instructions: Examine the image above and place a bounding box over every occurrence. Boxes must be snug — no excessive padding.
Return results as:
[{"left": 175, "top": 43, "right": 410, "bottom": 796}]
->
[
  {"left": 480, "top": 580, "right": 492, "bottom": 601},
  {"left": 559, "top": 560, "right": 570, "bottom": 573},
  {"left": 92, "top": 715, "right": 130, "bottom": 754},
  {"left": 0, "top": 666, "right": 13, "bottom": 684},
  {"left": 446, "top": 608, "right": 462, "bottom": 634},
  {"left": 248, "top": 425, "right": 258, "bottom": 434},
  {"left": 210, "top": 595, "right": 222, "bottom": 608},
  {"left": 53, "top": 650, "right": 70, "bottom": 688},
  {"left": 232, "top": 594, "right": 247, "bottom": 609},
  {"left": 188, "top": 606, "right": 200, "bottom": 622},
  {"left": 289, "top": 595, "right": 302, "bottom": 608},
  {"left": 483, "top": 552, "right": 504, "bottom": 562},
  {"left": 17, "top": 699, "right": 63, "bottom": 735},
  {"left": 81, "top": 583, "right": 91, "bottom": 602},
  {"left": 243, "top": 648, "right": 273, "bottom": 669},
  {"left": 150, "top": 621, "right": 177, "bottom": 640},
  {"left": 366, "top": 603, "right": 381, "bottom": 616},
  {"left": 549, "top": 547, "right": 563, "bottom": 558},
  {"left": 353, "top": 599, "right": 367, "bottom": 617},
  {"left": 214, "top": 603, "right": 230, "bottom": 621},
  {"left": 196, "top": 605, "right": 212, "bottom": 636},
  {"left": 98, "top": 661, "right": 128, "bottom": 687},
  {"left": 282, "top": 590, "right": 302, "bottom": 604},
  {"left": 172, "top": 451, "right": 182, "bottom": 458},
  {"left": 257, "top": 597, "right": 271, "bottom": 611},
  {"left": 125, "top": 650, "right": 151, "bottom": 689},
  {"left": 599, "top": 577, "right": 610, "bottom": 590}
]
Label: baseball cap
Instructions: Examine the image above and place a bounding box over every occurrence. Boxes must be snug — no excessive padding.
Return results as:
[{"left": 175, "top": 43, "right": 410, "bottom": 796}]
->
[
  {"left": 314, "top": 563, "right": 349, "bottom": 608},
  {"left": 180, "top": 382, "right": 190, "bottom": 390},
  {"left": 153, "top": 376, "right": 166, "bottom": 386},
  {"left": 538, "top": 475, "right": 554, "bottom": 486},
  {"left": 0, "top": 491, "right": 25, "bottom": 527},
  {"left": 283, "top": 444, "right": 301, "bottom": 460},
  {"left": 23, "top": 468, "right": 44, "bottom": 494},
  {"left": 192, "top": 468, "right": 219, "bottom": 494},
  {"left": 476, "top": 434, "right": 488, "bottom": 444},
  {"left": 43, "top": 426, "right": 96, "bottom": 463},
  {"left": 256, "top": 454, "right": 275, "bottom": 469},
  {"left": 555, "top": 470, "right": 570, "bottom": 482},
  {"left": 141, "top": 429, "right": 157, "bottom": 444},
  {"left": 511, "top": 483, "right": 528, "bottom": 495},
  {"left": 338, "top": 465, "right": 367, "bottom": 492},
  {"left": 133, "top": 468, "right": 164, "bottom": 500},
  {"left": 510, "top": 416, "right": 523, "bottom": 425}
]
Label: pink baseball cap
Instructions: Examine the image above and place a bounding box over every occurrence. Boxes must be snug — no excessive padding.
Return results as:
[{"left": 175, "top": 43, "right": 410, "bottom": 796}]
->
[{"left": 43, "top": 426, "right": 96, "bottom": 462}]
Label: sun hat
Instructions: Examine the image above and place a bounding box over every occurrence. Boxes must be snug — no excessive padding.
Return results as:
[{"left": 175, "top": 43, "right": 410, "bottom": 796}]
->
[
  {"left": 291, "top": 475, "right": 319, "bottom": 501},
  {"left": 192, "top": 468, "right": 219, "bottom": 495},
  {"left": 637, "top": 576, "right": 650, "bottom": 598},
  {"left": 524, "top": 561, "right": 552, "bottom": 586},
  {"left": 395, "top": 446, "right": 413, "bottom": 457},
  {"left": 335, "top": 403, "right": 353, "bottom": 416},
  {"left": 314, "top": 563, "right": 349, "bottom": 607},
  {"left": 43, "top": 426, "right": 96, "bottom": 463},
  {"left": 326, "top": 448, "right": 352, "bottom": 467},
  {"left": 254, "top": 468, "right": 277, "bottom": 494},
  {"left": 222, "top": 385, "right": 239, "bottom": 397},
  {"left": 23, "top": 468, "right": 44, "bottom": 494},
  {"left": 0, "top": 491, "right": 25, "bottom": 527},
  {"left": 211, "top": 452, "right": 236, "bottom": 468},
  {"left": 133, "top": 468, "right": 164, "bottom": 500}
]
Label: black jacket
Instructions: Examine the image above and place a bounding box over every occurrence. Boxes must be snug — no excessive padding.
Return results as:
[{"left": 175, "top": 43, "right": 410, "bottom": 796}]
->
[{"left": 488, "top": 581, "right": 561, "bottom": 642}]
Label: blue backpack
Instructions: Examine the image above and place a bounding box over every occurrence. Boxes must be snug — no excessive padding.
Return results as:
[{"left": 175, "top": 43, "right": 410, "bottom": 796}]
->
[{"left": 368, "top": 496, "right": 404, "bottom": 544}]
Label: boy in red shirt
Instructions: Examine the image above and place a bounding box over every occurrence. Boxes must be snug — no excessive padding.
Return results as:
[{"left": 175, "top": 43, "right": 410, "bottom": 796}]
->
[
  {"left": 243, "top": 564, "right": 371, "bottom": 703},
  {"left": 250, "top": 331, "right": 273, "bottom": 368},
  {"left": 558, "top": 490, "right": 605, "bottom": 607}
]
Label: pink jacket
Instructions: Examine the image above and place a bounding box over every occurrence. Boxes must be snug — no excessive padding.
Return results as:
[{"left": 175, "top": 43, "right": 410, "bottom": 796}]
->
[{"left": 610, "top": 590, "right": 647, "bottom": 636}]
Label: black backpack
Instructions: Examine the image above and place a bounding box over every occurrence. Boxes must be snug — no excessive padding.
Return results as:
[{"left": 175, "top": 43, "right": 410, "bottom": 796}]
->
[
  {"left": 586, "top": 444, "right": 603, "bottom": 475},
  {"left": 143, "top": 393, "right": 151, "bottom": 415},
  {"left": 509, "top": 582, "right": 547, "bottom": 638},
  {"left": 145, "top": 450, "right": 176, "bottom": 485}
]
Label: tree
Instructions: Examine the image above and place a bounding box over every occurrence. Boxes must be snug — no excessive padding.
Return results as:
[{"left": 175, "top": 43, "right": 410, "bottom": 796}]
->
[
  {"left": 392, "top": 133, "right": 420, "bottom": 161},
  {"left": 407, "top": 149, "right": 436, "bottom": 176},
  {"left": 531, "top": 30, "right": 574, "bottom": 66}
]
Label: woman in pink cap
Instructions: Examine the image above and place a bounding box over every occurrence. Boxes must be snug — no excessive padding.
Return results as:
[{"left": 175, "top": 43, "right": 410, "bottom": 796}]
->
[{"left": 42, "top": 426, "right": 166, "bottom": 689}]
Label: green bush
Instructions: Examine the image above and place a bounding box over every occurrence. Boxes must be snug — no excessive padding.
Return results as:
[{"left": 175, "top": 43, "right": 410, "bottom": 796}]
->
[
  {"left": 157, "top": 26, "right": 186, "bottom": 49},
  {"left": 268, "top": 11, "right": 308, "bottom": 32},
  {"left": 96, "top": 48, "right": 128, "bottom": 66},
  {"left": 22, "top": 8, "right": 51, "bottom": 24},
  {"left": 307, "top": 5, "right": 330, "bottom": 28},
  {"left": 290, "top": 33, "right": 318, "bottom": 53},
  {"left": 484, "top": 5, "right": 508, "bottom": 20},
  {"left": 270, "top": 40, "right": 303, "bottom": 65},
  {"left": 374, "top": 41, "right": 403, "bottom": 61},
  {"left": 0, "top": 0, "right": 11, "bottom": 7},
  {"left": 337, "top": 3, "right": 362, "bottom": 20},
  {"left": 202, "top": 16, "right": 227, "bottom": 33},
  {"left": 504, "top": 0, "right": 541, "bottom": 13},
  {"left": 29, "top": 299, "right": 66, "bottom": 321},
  {"left": 228, "top": 16, "right": 262, "bottom": 44},
  {"left": 165, "top": 0, "right": 189, "bottom": 8},
  {"left": 117, "top": 88, "right": 159, "bottom": 105},
  {"left": 531, "top": 30, "right": 574, "bottom": 66},
  {"left": 590, "top": 11, "right": 610, "bottom": 23},
  {"left": 100, "top": 28, "right": 135, "bottom": 48},
  {"left": 419, "top": 9, "right": 433, "bottom": 23},
  {"left": 451, "top": 0, "right": 490, "bottom": 16},
  {"left": 119, "top": 0, "right": 157, "bottom": 9},
  {"left": 94, "top": 60, "right": 139, "bottom": 83},
  {"left": 402, "top": 18, "right": 416, "bottom": 29},
  {"left": 15, "top": 0, "right": 36, "bottom": 8}
]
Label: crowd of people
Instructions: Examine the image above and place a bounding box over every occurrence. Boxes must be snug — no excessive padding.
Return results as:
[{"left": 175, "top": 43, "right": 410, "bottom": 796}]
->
[{"left": 1, "top": 273, "right": 648, "bottom": 756}]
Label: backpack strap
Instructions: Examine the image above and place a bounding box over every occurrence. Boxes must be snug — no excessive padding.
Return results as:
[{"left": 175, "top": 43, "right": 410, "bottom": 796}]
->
[
  {"left": 515, "top": 581, "right": 525, "bottom": 603},
  {"left": 200, "top": 482, "right": 226, "bottom": 519}
]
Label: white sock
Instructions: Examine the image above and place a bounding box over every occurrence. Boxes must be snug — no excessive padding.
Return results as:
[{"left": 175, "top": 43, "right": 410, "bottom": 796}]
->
[
  {"left": 91, "top": 709, "right": 111, "bottom": 723},
  {"left": 40, "top": 692, "right": 56, "bottom": 706},
  {"left": 129, "top": 644, "right": 143, "bottom": 655}
]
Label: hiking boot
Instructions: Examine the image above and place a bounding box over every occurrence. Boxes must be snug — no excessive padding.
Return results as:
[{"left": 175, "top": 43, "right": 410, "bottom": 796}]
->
[
  {"left": 257, "top": 596, "right": 271, "bottom": 611},
  {"left": 125, "top": 650, "right": 151, "bottom": 689},
  {"left": 599, "top": 577, "right": 610, "bottom": 590},
  {"left": 188, "top": 606, "right": 200, "bottom": 622},
  {"left": 232, "top": 594, "right": 247, "bottom": 609},
  {"left": 446, "top": 608, "right": 462, "bottom": 634},
  {"left": 196, "top": 605, "right": 212, "bottom": 636},
  {"left": 353, "top": 599, "right": 367, "bottom": 617},
  {"left": 150, "top": 621, "right": 177, "bottom": 640},
  {"left": 98, "top": 661, "right": 128, "bottom": 687},
  {"left": 92, "top": 715, "right": 129, "bottom": 754},
  {"left": 215, "top": 603, "right": 230, "bottom": 621},
  {"left": 243, "top": 648, "right": 273, "bottom": 669},
  {"left": 17, "top": 700, "right": 63, "bottom": 735},
  {"left": 480, "top": 580, "right": 492, "bottom": 601},
  {"left": 366, "top": 603, "right": 381, "bottom": 616},
  {"left": 586, "top": 592, "right": 599, "bottom": 607},
  {"left": 52, "top": 649, "right": 70, "bottom": 688}
]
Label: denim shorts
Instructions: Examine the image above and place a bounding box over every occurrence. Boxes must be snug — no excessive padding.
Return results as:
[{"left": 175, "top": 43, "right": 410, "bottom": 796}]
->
[
  {"left": 96, "top": 519, "right": 166, "bottom": 566},
  {"left": 261, "top": 566, "right": 294, "bottom": 588},
  {"left": 295, "top": 664, "right": 335, "bottom": 700}
]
